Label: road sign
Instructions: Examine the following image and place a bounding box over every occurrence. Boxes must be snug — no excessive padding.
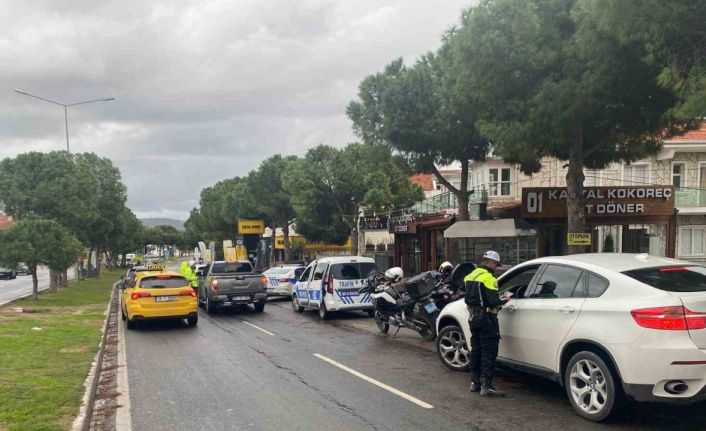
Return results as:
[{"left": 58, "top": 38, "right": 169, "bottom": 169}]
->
[{"left": 567, "top": 233, "right": 591, "bottom": 246}]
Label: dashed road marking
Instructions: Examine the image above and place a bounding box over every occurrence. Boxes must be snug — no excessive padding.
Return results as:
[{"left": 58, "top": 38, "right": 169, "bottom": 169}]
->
[
  {"left": 241, "top": 320, "right": 276, "bottom": 336},
  {"left": 313, "top": 353, "right": 434, "bottom": 409}
]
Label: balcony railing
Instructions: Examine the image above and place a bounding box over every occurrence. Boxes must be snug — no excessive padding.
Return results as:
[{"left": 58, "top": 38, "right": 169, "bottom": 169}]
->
[
  {"left": 675, "top": 187, "right": 706, "bottom": 208},
  {"left": 409, "top": 189, "right": 488, "bottom": 214}
]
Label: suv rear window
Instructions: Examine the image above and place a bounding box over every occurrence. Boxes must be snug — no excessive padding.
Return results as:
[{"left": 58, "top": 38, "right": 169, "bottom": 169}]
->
[
  {"left": 329, "top": 263, "right": 377, "bottom": 280},
  {"left": 211, "top": 262, "right": 252, "bottom": 274},
  {"left": 140, "top": 275, "right": 189, "bottom": 289},
  {"left": 623, "top": 266, "right": 706, "bottom": 292}
]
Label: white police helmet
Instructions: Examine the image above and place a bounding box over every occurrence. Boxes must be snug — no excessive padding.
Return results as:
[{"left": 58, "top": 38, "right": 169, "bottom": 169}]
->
[
  {"left": 482, "top": 250, "right": 500, "bottom": 263},
  {"left": 439, "top": 261, "right": 453, "bottom": 273},
  {"left": 384, "top": 267, "right": 404, "bottom": 282}
]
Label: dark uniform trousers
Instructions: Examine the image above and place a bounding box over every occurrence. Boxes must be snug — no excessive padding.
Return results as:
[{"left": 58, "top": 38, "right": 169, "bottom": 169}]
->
[{"left": 469, "top": 311, "right": 500, "bottom": 383}]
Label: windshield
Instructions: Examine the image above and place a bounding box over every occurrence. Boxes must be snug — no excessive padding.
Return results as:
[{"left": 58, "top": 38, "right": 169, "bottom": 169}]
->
[
  {"left": 139, "top": 275, "right": 190, "bottom": 289},
  {"left": 211, "top": 262, "right": 253, "bottom": 274},
  {"left": 623, "top": 266, "right": 706, "bottom": 293},
  {"left": 329, "top": 263, "right": 377, "bottom": 280}
]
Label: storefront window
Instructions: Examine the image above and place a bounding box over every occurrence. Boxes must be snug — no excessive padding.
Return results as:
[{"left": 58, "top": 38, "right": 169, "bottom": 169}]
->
[{"left": 449, "top": 236, "right": 536, "bottom": 265}]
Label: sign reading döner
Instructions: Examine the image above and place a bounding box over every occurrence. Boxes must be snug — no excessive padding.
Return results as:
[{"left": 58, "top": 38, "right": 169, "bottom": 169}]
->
[{"left": 521, "top": 186, "right": 675, "bottom": 219}]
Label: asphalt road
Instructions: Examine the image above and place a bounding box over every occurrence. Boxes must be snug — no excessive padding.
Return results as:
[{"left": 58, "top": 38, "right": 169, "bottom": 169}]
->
[
  {"left": 0, "top": 266, "right": 73, "bottom": 306},
  {"left": 123, "top": 297, "right": 706, "bottom": 431}
]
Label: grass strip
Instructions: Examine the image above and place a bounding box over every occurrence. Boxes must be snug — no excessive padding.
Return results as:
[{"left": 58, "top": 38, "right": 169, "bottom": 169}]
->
[{"left": 0, "top": 269, "right": 121, "bottom": 431}]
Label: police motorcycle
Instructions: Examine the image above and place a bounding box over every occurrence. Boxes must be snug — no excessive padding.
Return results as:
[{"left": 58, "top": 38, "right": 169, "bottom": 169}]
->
[
  {"left": 360, "top": 267, "right": 442, "bottom": 340},
  {"left": 429, "top": 261, "right": 476, "bottom": 312}
]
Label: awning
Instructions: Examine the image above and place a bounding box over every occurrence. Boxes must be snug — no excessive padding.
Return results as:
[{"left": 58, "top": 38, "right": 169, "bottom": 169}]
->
[{"left": 444, "top": 218, "right": 535, "bottom": 239}]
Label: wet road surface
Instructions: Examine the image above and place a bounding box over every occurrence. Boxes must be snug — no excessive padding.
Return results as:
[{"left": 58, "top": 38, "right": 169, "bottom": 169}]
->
[{"left": 124, "top": 298, "right": 706, "bottom": 431}]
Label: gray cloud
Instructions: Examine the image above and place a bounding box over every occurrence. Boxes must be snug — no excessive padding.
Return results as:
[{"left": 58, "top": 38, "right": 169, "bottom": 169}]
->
[{"left": 0, "top": 0, "right": 469, "bottom": 219}]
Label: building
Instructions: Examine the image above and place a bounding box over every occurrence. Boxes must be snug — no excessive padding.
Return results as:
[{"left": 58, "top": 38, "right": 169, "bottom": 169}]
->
[{"left": 0, "top": 214, "right": 14, "bottom": 230}]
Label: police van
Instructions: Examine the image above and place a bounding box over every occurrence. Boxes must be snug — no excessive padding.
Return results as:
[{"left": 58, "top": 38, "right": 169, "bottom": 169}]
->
[{"left": 290, "top": 256, "right": 377, "bottom": 320}]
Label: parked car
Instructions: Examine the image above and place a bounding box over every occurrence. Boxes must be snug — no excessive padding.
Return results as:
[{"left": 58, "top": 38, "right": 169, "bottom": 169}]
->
[
  {"left": 263, "top": 265, "right": 305, "bottom": 297},
  {"left": 198, "top": 260, "right": 267, "bottom": 314},
  {"left": 436, "top": 253, "right": 706, "bottom": 422},
  {"left": 291, "top": 256, "right": 376, "bottom": 320},
  {"left": 120, "top": 270, "right": 198, "bottom": 329},
  {"left": 0, "top": 267, "right": 17, "bottom": 280},
  {"left": 16, "top": 263, "right": 30, "bottom": 275}
]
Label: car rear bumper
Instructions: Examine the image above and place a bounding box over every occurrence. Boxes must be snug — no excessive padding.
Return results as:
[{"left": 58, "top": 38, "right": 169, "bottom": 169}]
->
[
  {"left": 132, "top": 311, "right": 198, "bottom": 321},
  {"left": 212, "top": 292, "right": 267, "bottom": 306},
  {"left": 623, "top": 382, "right": 706, "bottom": 403},
  {"left": 267, "top": 286, "right": 291, "bottom": 297},
  {"left": 128, "top": 300, "right": 198, "bottom": 319}
]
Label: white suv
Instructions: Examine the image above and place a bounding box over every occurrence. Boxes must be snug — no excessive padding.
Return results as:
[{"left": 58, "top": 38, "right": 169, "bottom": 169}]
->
[{"left": 436, "top": 253, "right": 706, "bottom": 422}]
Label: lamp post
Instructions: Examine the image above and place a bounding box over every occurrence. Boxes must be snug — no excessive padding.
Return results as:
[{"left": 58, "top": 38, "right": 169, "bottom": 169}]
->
[{"left": 14, "top": 89, "right": 115, "bottom": 153}]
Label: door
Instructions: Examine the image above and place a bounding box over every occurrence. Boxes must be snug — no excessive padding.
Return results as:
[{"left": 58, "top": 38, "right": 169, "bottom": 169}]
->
[
  {"left": 295, "top": 265, "right": 313, "bottom": 305},
  {"left": 515, "top": 264, "right": 586, "bottom": 371},
  {"left": 308, "top": 262, "right": 327, "bottom": 308},
  {"left": 496, "top": 264, "right": 541, "bottom": 362},
  {"left": 122, "top": 273, "right": 137, "bottom": 316}
]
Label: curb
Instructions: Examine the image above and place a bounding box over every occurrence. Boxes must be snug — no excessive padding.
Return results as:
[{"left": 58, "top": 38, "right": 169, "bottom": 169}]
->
[
  {"left": 0, "top": 285, "right": 51, "bottom": 308},
  {"left": 71, "top": 281, "right": 119, "bottom": 431}
]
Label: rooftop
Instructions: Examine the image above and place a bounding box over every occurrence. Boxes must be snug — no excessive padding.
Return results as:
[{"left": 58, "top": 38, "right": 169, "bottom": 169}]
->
[{"left": 664, "top": 122, "right": 706, "bottom": 143}]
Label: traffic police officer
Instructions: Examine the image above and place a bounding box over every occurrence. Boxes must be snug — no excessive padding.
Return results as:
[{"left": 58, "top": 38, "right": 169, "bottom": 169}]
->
[
  {"left": 464, "top": 250, "right": 510, "bottom": 397},
  {"left": 180, "top": 261, "right": 198, "bottom": 289}
]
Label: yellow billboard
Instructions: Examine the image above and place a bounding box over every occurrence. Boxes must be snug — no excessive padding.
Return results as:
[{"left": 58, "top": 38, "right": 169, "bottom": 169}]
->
[{"left": 237, "top": 219, "right": 265, "bottom": 235}]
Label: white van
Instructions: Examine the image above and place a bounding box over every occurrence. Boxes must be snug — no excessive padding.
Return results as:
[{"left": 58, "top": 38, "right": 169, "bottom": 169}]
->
[{"left": 291, "top": 256, "right": 376, "bottom": 319}]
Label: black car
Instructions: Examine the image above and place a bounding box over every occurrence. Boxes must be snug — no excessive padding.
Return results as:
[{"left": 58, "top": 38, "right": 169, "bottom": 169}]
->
[{"left": 0, "top": 268, "right": 17, "bottom": 280}]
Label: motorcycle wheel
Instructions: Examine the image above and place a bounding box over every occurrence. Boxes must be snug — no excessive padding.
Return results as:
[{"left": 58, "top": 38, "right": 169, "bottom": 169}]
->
[
  {"left": 374, "top": 311, "right": 389, "bottom": 334},
  {"left": 418, "top": 316, "right": 437, "bottom": 341}
]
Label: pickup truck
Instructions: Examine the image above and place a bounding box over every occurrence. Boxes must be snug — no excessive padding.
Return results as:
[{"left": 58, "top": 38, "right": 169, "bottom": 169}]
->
[{"left": 197, "top": 260, "right": 267, "bottom": 314}]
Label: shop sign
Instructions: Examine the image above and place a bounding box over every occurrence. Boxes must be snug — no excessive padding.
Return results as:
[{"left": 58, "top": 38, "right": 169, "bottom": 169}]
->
[
  {"left": 567, "top": 233, "right": 591, "bottom": 246},
  {"left": 237, "top": 219, "right": 265, "bottom": 234},
  {"left": 361, "top": 215, "right": 388, "bottom": 230},
  {"left": 522, "top": 186, "right": 674, "bottom": 219}
]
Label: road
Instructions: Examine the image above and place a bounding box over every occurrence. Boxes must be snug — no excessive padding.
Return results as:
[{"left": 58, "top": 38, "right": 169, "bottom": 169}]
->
[
  {"left": 122, "top": 298, "right": 706, "bottom": 431},
  {"left": 0, "top": 267, "right": 74, "bottom": 306}
]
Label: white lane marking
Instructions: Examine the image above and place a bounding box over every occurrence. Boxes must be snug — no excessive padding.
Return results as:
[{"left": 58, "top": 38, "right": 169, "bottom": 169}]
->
[
  {"left": 116, "top": 303, "right": 132, "bottom": 431},
  {"left": 313, "top": 353, "right": 434, "bottom": 409},
  {"left": 241, "top": 320, "right": 276, "bottom": 336}
]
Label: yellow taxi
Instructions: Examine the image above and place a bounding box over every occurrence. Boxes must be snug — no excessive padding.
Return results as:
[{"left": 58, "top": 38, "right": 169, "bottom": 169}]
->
[{"left": 120, "top": 267, "right": 198, "bottom": 330}]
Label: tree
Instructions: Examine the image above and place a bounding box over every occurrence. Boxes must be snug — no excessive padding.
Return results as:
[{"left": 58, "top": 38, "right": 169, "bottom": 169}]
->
[
  {"left": 0, "top": 220, "right": 82, "bottom": 298},
  {"left": 586, "top": 0, "right": 705, "bottom": 118},
  {"left": 451, "top": 0, "right": 682, "bottom": 252},
  {"left": 348, "top": 46, "right": 490, "bottom": 220},
  {"left": 284, "top": 143, "right": 422, "bottom": 255},
  {"left": 248, "top": 155, "right": 298, "bottom": 261},
  {"left": 106, "top": 208, "right": 144, "bottom": 267}
]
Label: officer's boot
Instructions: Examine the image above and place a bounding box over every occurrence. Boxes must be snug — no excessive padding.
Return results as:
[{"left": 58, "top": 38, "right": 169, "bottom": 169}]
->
[
  {"left": 470, "top": 374, "right": 481, "bottom": 393},
  {"left": 480, "top": 379, "right": 505, "bottom": 397}
]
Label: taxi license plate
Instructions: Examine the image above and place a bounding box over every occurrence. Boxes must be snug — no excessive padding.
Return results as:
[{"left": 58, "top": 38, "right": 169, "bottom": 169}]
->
[
  {"left": 156, "top": 296, "right": 178, "bottom": 302},
  {"left": 234, "top": 296, "right": 250, "bottom": 301}
]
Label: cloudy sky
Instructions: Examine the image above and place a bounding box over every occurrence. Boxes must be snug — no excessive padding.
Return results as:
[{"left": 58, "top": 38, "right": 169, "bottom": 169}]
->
[{"left": 1, "top": 0, "right": 469, "bottom": 220}]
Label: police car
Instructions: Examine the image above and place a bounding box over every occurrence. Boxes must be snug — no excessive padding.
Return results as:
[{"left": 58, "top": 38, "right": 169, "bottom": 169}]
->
[{"left": 291, "top": 256, "right": 376, "bottom": 319}]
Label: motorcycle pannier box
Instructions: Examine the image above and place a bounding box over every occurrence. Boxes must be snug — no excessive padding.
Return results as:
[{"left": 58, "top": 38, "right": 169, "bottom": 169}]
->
[{"left": 404, "top": 271, "right": 436, "bottom": 299}]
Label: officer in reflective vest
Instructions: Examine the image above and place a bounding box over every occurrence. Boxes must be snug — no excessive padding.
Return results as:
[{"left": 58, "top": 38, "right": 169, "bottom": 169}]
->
[
  {"left": 464, "top": 250, "right": 510, "bottom": 397},
  {"left": 180, "top": 261, "right": 198, "bottom": 289}
]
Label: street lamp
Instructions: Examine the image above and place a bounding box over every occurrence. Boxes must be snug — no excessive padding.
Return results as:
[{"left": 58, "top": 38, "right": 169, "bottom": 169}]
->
[{"left": 14, "top": 89, "right": 115, "bottom": 153}]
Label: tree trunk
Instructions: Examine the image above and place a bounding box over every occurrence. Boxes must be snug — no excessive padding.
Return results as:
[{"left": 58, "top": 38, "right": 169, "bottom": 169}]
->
[
  {"left": 351, "top": 226, "right": 359, "bottom": 256},
  {"left": 431, "top": 160, "right": 471, "bottom": 221},
  {"left": 32, "top": 268, "right": 39, "bottom": 300},
  {"left": 282, "top": 224, "right": 292, "bottom": 262},
  {"left": 566, "top": 129, "right": 588, "bottom": 255},
  {"left": 49, "top": 269, "right": 59, "bottom": 292},
  {"left": 61, "top": 269, "right": 68, "bottom": 287},
  {"left": 121, "top": 253, "right": 127, "bottom": 268},
  {"left": 95, "top": 248, "right": 102, "bottom": 275}
]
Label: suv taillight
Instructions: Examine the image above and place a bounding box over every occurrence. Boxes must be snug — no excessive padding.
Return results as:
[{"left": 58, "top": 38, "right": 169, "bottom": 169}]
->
[
  {"left": 631, "top": 306, "right": 706, "bottom": 330},
  {"left": 131, "top": 291, "right": 151, "bottom": 301},
  {"left": 327, "top": 275, "right": 334, "bottom": 294},
  {"left": 179, "top": 290, "right": 197, "bottom": 297},
  {"left": 261, "top": 275, "right": 267, "bottom": 290},
  {"left": 211, "top": 279, "right": 218, "bottom": 291}
]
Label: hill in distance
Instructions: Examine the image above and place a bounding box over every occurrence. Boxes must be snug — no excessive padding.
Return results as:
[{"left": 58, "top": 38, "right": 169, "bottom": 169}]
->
[{"left": 140, "top": 218, "right": 185, "bottom": 230}]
